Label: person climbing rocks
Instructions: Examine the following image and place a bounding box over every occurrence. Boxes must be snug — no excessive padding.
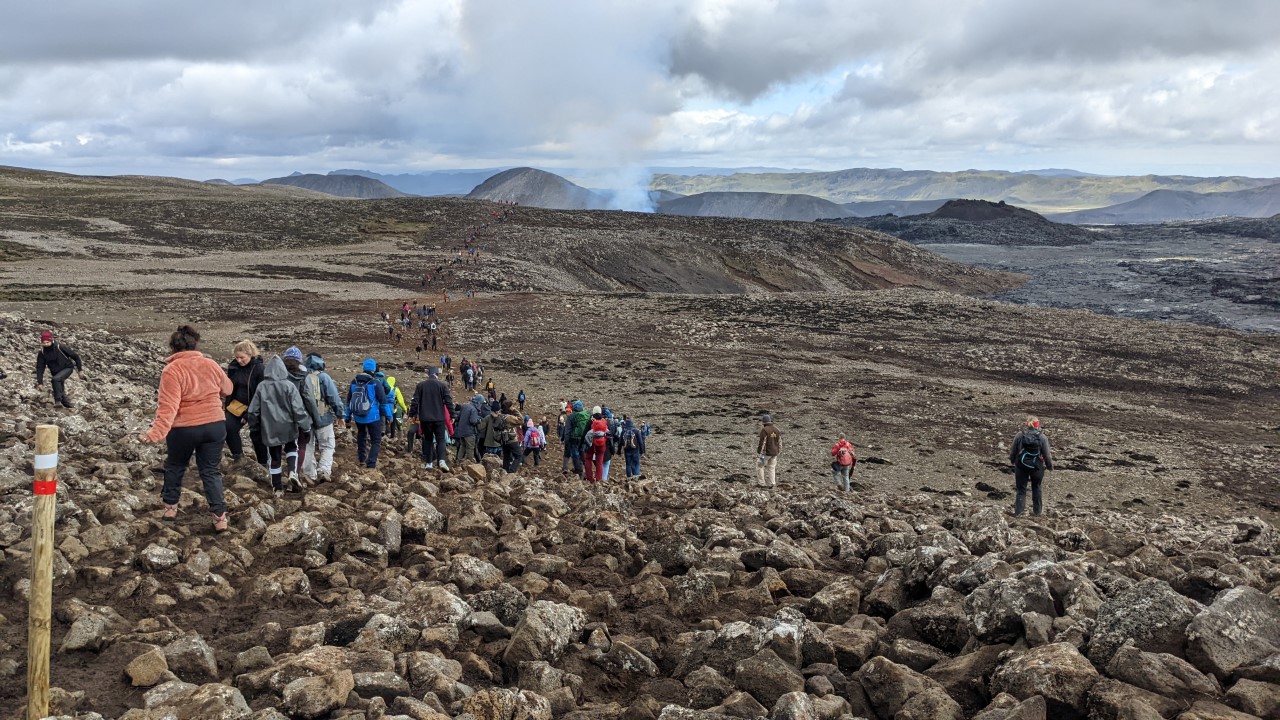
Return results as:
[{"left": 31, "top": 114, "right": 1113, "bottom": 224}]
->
[
  {"left": 35, "top": 330, "right": 83, "bottom": 409},
  {"left": 601, "top": 408, "right": 620, "bottom": 483},
  {"left": 830, "top": 434, "right": 857, "bottom": 492},
  {"left": 409, "top": 367, "right": 454, "bottom": 471},
  {"left": 247, "top": 355, "right": 312, "bottom": 496},
  {"left": 523, "top": 417, "right": 546, "bottom": 467},
  {"left": 585, "top": 406, "right": 609, "bottom": 483},
  {"left": 485, "top": 377, "right": 496, "bottom": 401},
  {"left": 453, "top": 394, "right": 484, "bottom": 465},
  {"left": 498, "top": 400, "right": 525, "bottom": 472},
  {"left": 138, "top": 325, "right": 233, "bottom": 532},
  {"left": 621, "top": 416, "right": 646, "bottom": 480},
  {"left": 563, "top": 400, "right": 590, "bottom": 477},
  {"left": 757, "top": 414, "right": 782, "bottom": 488},
  {"left": 224, "top": 340, "right": 267, "bottom": 465},
  {"left": 1009, "top": 416, "right": 1054, "bottom": 516},
  {"left": 281, "top": 346, "right": 321, "bottom": 485},
  {"left": 301, "top": 353, "right": 344, "bottom": 484},
  {"left": 517, "top": 389, "right": 527, "bottom": 413},
  {"left": 384, "top": 375, "right": 408, "bottom": 442},
  {"left": 346, "top": 359, "right": 392, "bottom": 469}
]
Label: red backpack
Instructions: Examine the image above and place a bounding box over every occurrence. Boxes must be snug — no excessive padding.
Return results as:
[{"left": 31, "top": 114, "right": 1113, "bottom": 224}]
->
[
  {"left": 591, "top": 418, "right": 609, "bottom": 447},
  {"left": 835, "top": 443, "right": 856, "bottom": 467}
]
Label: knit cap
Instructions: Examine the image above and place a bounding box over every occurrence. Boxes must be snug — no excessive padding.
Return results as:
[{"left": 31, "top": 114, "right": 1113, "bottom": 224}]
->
[
  {"left": 283, "top": 346, "right": 304, "bottom": 361},
  {"left": 40, "top": 331, "right": 53, "bottom": 342}
]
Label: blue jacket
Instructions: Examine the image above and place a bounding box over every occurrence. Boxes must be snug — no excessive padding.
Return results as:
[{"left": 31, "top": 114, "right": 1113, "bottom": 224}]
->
[
  {"left": 346, "top": 372, "right": 392, "bottom": 424},
  {"left": 453, "top": 395, "right": 484, "bottom": 439}
]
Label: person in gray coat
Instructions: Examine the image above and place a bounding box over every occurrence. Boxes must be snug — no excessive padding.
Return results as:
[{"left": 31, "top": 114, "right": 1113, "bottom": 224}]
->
[
  {"left": 453, "top": 394, "right": 485, "bottom": 465},
  {"left": 247, "top": 355, "right": 313, "bottom": 495}
]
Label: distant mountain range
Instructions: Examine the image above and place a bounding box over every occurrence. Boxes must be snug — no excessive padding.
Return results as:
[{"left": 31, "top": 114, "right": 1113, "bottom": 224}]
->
[
  {"left": 329, "top": 168, "right": 502, "bottom": 197},
  {"left": 1049, "top": 183, "right": 1280, "bottom": 224},
  {"left": 261, "top": 173, "right": 408, "bottom": 199},
  {"left": 650, "top": 167, "right": 1279, "bottom": 214}
]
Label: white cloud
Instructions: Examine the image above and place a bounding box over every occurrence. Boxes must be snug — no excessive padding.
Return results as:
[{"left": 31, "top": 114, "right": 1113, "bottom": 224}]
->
[{"left": 0, "top": 0, "right": 1277, "bottom": 178}]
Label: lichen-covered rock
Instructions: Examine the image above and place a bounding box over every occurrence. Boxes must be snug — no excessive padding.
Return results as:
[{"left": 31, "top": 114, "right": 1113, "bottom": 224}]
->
[
  {"left": 1087, "top": 578, "right": 1199, "bottom": 666},
  {"left": 502, "top": 600, "right": 586, "bottom": 666},
  {"left": 1185, "top": 587, "right": 1280, "bottom": 680},
  {"left": 990, "top": 642, "right": 1100, "bottom": 717}
]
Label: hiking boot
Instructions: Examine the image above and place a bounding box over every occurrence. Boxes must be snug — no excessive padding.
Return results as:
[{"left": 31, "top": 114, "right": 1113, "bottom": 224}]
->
[
  {"left": 59, "top": 397, "right": 73, "bottom": 409},
  {"left": 318, "top": 471, "right": 331, "bottom": 484},
  {"left": 286, "top": 473, "right": 301, "bottom": 492},
  {"left": 423, "top": 462, "right": 435, "bottom": 470},
  {"left": 438, "top": 461, "right": 450, "bottom": 473},
  {"left": 213, "top": 513, "right": 229, "bottom": 533},
  {"left": 162, "top": 504, "right": 178, "bottom": 521}
]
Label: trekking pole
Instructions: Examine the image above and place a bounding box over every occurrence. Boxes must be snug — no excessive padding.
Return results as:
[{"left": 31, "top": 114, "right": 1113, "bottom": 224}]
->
[{"left": 27, "top": 424, "right": 58, "bottom": 720}]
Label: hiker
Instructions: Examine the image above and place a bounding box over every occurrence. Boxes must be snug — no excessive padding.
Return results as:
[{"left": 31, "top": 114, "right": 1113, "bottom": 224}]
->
[
  {"left": 462, "top": 363, "right": 475, "bottom": 391},
  {"left": 224, "top": 340, "right": 267, "bottom": 465},
  {"left": 346, "top": 359, "right": 392, "bottom": 469},
  {"left": 562, "top": 400, "right": 589, "bottom": 477},
  {"left": 281, "top": 346, "right": 321, "bottom": 483},
  {"left": 301, "top": 353, "right": 344, "bottom": 484},
  {"left": 517, "top": 389, "right": 527, "bottom": 413},
  {"left": 584, "top": 406, "right": 609, "bottom": 483},
  {"left": 476, "top": 402, "right": 509, "bottom": 459},
  {"left": 247, "top": 355, "right": 312, "bottom": 496},
  {"left": 485, "top": 378, "right": 496, "bottom": 401},
  {"left": 35, "top": 330, "right": 83, "bottom": 408},
  {"left": 600, "top": 408, "right": 621, "bottom": 483},
  {"left": 830, "top": 434, "right": 857, "bottom": 492},
  {"left": 498, "top": 401, "right": 525, "bottom": 472},
  {"left": 621, "top": 417, "right": 646, "bottom": 479},
  {"left": 138, "top": 325, "right": 232, "bottom": 532},
  {"left": 453, "top": 394, "right": 484, "bottom": 465},
  {"left": 1009, "top": 416, "right": 1054, "bottom": 516},
  {"left": 409, "top": 367, "right": 454, "bottom": 471},
  {"left": 385, "top": 376, "right": 408, "bottom": 442},
  {"left": 523, "top": 417, "right": 546, "bottom": 466},
  {"left": 757, "top": 414, "right": 782, "bottom": 487}
]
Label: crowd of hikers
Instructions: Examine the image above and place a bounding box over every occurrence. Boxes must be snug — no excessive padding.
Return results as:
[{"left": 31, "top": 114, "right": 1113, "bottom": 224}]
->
[{"left": 34, "top": 307, "right": 1055, "bottom": 531}]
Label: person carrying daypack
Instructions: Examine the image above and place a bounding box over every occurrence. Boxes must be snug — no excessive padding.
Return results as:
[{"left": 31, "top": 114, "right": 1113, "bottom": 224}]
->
[
  {"left": 517, "top": 389, "right": 527, "bottom": 413},
  {"left": 830, "top": 434, "right": 857, "bottom": 492},
  {"left": 346, "top": 359, "right": 392, "bottom": 469},
  {"left": 281, "top": 346, "right": 321, "bottom": 486},
  {"left": 35, "top": 330, "right": 83, "bottom": 409},
  {"left": 601, "top": 408, "right": 621, "bottom": 482},
  {"left": 1008, "top": 416, "right": 1054, "bottom": 516},
  {"left": 756, "top": 414, "right": 782, "bottom": 488},
  {"left": 563, "top": 400, "right": 590, "bottom": 477},
  {"left": 302, "top": 353, "right": 344, "bottom": 484},
  {"left": 621, "top": 416, "right": 646, "bottom": 480},
  {"left": 384, "top": 376, "right": 408, "bottom": 441},
  {"left": 523, "top": 417, "right": 546, "bottom": 467},
  {"left": 584, "top": 406, "right": 609, "bottom": 483}
]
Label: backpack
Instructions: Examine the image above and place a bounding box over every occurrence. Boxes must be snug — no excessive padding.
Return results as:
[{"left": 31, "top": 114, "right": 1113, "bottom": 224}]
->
[
  {"left": 1017, "top": 433, "right": 1042, "bottom": 470},
  {"left": 624, "top": 428, "right": 640, "bottom": 450},
  {"left": 569, "top": 412, "right": 590, "bottom": 441},
  {"left": 528, "top": 427, "right": 545, "bottom": 448},
  {"left": 499, "top": 419, "right": 519, "bottom": 444},
  {"left": 590, "top": 419, "right": 609, "bottom": 448},
  {"left": 307, "top": 372, "right": 331, "bottom": 419},
  {"left": 349, "top": 378, "right": 374, "bottom": 417},
  {"left": 836, "top": 445, "right": 855, "bottom": 467}
]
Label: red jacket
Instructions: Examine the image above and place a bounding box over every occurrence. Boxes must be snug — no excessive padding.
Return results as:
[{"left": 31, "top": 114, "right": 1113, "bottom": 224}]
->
[{"left": 831, "top": 439, "right": 857, "bottom": 466}]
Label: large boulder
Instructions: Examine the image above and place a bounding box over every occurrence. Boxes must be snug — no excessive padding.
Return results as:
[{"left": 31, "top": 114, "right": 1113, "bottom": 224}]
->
[
  {"left": 733, "top": 649, "right": 804, "bottom": 709},
  {"left": 964, "top": 575, "right": 1056, "bottom": 643},
  {"left": 1185, "top": 587, "right": 1280, "bottom": 680},
  {"left": 807, "top": 578, "right": 862, "bottom": 625},
  {"left": 163, "top": 633, "right": 218, "bottom": 683},
  {"left": 502, "top": 600, "right": 586, "bottom": 666},
  {"left": 1106, "top": 643, "right": 1221, "bottom": 701},
  {"left": 858, "top": 656, "right": 948, "bottom": 718},
  {"left": 1087, "top": 578, "right": 1200, "bottom": 666},
  {"left": 281, "top": 669, "right": 354, "bottom": 719},
  {"left": 990, "top": 643, "right": 1100, "bottom": 718}
]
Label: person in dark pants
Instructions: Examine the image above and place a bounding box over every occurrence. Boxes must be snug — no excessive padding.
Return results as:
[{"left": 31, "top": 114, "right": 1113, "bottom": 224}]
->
[
  {"left": 1009, "top": 416, "right": 1054, "bottom": 516},
  {"left": 409, "top": 367, "right": 454, "bottom": 471},
  {"left": 346, "top": 358, "right": 392, "bottom": 469},
  {"left": 139, "top": 325, "right": 233, "bottom": 532},
  {"left": 224, "top": 340, "right": 266, "bottom": 465},
  {"left": 35, "top": 330, "right": 83, "bottom": 408}
]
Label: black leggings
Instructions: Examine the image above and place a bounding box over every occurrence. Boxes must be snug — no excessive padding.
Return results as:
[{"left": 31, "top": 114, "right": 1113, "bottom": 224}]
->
[
  {"left": 161, "top": 421, "right": 227, "bottom": 515},
  {"left": 225, "top": 410, "right": 267, "bottom": 463},
  {"left": 267, "top": 440, "right": 299, "bottom": 490}
]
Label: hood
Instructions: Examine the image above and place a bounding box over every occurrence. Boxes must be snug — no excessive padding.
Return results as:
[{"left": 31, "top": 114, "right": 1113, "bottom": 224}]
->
[
  {"left": 263, "top": 355, "right": 288, "bottom": 381},
  {"left": 623, "top": 419, "right": 636, "bottom": 429},
  {"left": 386, "top": 376, "right": 397, "bottom": 389},
  {"left": 572, "top": 400, "right": 584, "bottom": 412},
  {"left": 304, "top": 353, "right": 325, "bottom": 371},
  {"left": 471, "top": 395, "right": 485, "bottom": 408}
]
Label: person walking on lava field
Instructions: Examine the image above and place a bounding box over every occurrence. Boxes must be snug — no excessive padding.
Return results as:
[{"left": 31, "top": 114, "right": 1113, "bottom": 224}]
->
[
  {"left": 757, "top": 414, "right": 782, "bottom": 487},
  {"left": 409, "top": 367, "right": 454, "bottom": 471},
  {"left": 347, "top": 359, "right": 392, "bottom": 469},
  {"left": 1009, "top": 416, "right": 1054, "bottom": 516},
  {"left": 247, "top": 355, "right": 312, "bottom": 497},
  {"left": 224, "top": 340, "right": 267, "bottom": 465},
  {"left": 302, "top": 353, "right": 344, "bottom": 484},
  {"left": 830, "top": 434, "right": 857, "bottom": 492},
  {"left": 35, "top": 330, "right": 83, "bottom": 409},
  {"left": 281, "top": 346, "right": 321, "bottom": 486},
  {"left": 139, "top": 325, "right": 233, "bottom": 532}
]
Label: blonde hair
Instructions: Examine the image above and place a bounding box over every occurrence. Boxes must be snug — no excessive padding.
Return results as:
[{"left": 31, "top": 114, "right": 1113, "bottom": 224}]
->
[
  {"left": 233, "top": 340, "right": 259, "bottom": 357},
  {"left": 1026, "top": 416, "right": 1040, "bottom": 428}
]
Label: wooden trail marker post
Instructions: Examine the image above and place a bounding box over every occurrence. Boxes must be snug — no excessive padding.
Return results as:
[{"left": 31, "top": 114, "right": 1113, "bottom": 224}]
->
[{"left": 27, "top": 424, "right": 58, "bottom": 720}]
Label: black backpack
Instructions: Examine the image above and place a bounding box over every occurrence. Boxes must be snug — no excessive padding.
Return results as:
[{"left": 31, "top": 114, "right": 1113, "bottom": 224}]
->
[{"left": 1017, "top": 432, "right": 1042, "bottom": 470}]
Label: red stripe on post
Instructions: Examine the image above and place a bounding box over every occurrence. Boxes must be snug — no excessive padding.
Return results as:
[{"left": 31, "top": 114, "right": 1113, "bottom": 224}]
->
[{"left": 33, "top": 480, "right": 57, "bottom": 496}]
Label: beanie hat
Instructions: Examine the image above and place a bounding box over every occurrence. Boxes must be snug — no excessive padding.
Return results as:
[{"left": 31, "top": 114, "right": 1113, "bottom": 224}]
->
[
  {"left": 427, "top": 367, "right": 440, "bottom": 377},
  {"left": 362, "top": 358, "right": 377, "bottom": 372},
  {"left": 603, "top": 408, "right": 613, "bottom": 419},
  {"left": 592, "top": 405, "right": 602, "bottom": 415},
  {"left": 283, "top": 346, "right": 304, "bottom": 362},
  {"left": 40, "top": 331, "right": 53, "bottom": 342},
  {"left": 761, "top": 414, "right": 773, "bottom": 424},
  {"left": 572, "top": 400, "right": 584, "bottom": 412}
]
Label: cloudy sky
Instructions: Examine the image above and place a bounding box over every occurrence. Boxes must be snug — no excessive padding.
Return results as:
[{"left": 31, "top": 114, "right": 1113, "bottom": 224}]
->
[{"left": 2, "top": 0, "right": 1278, "bottom": 180}]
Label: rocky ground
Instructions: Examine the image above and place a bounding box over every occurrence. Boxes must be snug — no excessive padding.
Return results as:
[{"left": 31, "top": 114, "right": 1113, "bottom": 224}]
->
[{"left": 0, "top": 169, "right": 1278, "bottom": 719}]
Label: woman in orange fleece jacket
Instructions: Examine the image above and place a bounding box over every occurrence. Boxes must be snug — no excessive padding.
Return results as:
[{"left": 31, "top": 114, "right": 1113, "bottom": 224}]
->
[{"left": 139, "top": 325, "right": 234, "bottom": 532}]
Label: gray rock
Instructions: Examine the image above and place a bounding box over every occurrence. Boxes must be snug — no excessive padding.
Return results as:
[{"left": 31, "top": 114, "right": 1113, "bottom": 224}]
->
[
  {"left": 1224, "top": 678, "right": 1280, "bottom": 719},
  {"left": 448, "top": 554, "right": 504, "bottom": 594},
  {"left": 964, "top": 574, "right": 1056, "bottom": 643},
  {"left": 1106, "top": 643, "right": 1221, "bottom": 700},
  {"left": 163, "top": 633, "right": 218, "bottom": 683},
  {"left": 972, "top": 693, "right": 1048, "bottom": 720},
  {"left": 649, "top": 534, "right": 703, "bottom": 575},
  {"left": 858, "top": 656, "right": 946, "bottom": 718},
  {"left": 58, "top": 613, "right": 109, "bottom": 652},
  {"left": 282, "top": 669, "right": 354, "bottom": 719},
  {"left": 1085, "top": 677, "right": 1180, "bottom": 720},
  {"left": 769, "top": 691, "right": 817, "bottom": 720},
  {"left": 733, "top": 648, "right": 805, "bottom": 709},
  {"left": 502, "top": 600, "right": 586, "bottom": 666},
  {"left": 685, "top": 665, "right": 734, "bottom": 709},
  {"left": 990, "top": 642, "right": 1100, "bottom": 717},
  {"left": 806, "top": 577, "right": 861, "bottom": 625},
  {"left": 1186, "top": 586, "right": 1280, "bottom": 679},
  {"left": 125, "top": 646, "right": 171, "bottom": 687},
  {"left": 139, "top": 544, "right": 181, "bottom": 572},
  {"left": 1088, "top": 578, "right": 1199, "bottom": 666}
]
